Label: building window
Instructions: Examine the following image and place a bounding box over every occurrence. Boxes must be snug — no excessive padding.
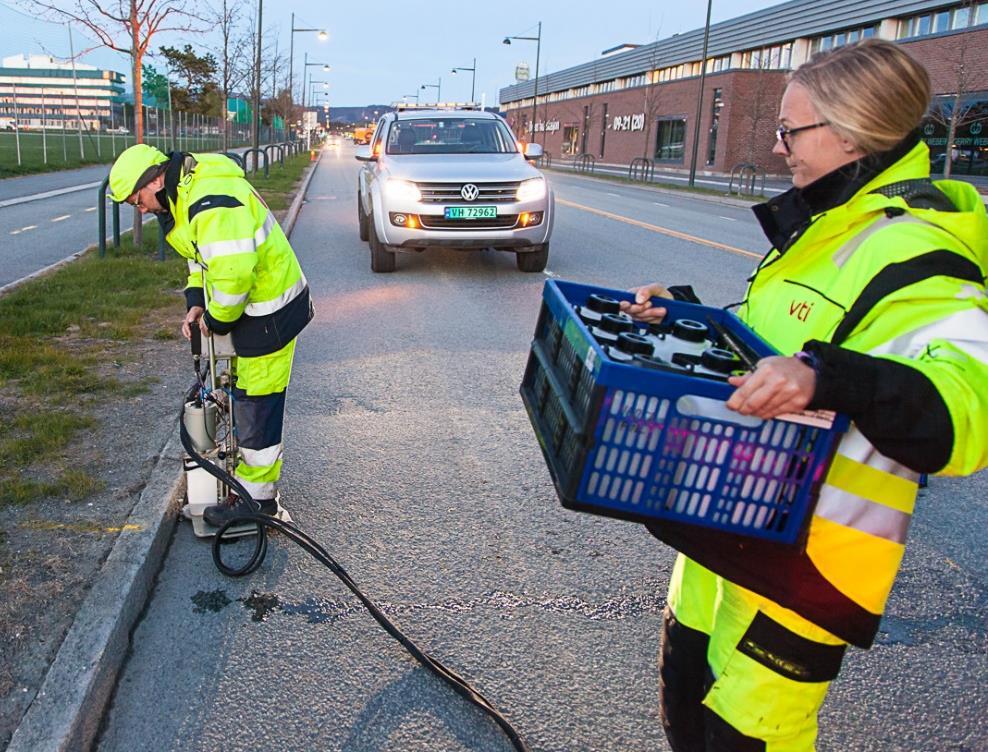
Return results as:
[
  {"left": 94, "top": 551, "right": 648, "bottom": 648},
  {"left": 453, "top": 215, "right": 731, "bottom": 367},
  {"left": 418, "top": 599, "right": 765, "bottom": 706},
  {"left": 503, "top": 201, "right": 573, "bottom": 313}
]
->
[
  {"left": 654, "top": 118, "right": 686, "bottom": 162},
  {"left": 561, "top": 126, "right": 579, "bottom": 156},
  {"left": 707, "top": 88, "right": 723, "bottom": 166}
]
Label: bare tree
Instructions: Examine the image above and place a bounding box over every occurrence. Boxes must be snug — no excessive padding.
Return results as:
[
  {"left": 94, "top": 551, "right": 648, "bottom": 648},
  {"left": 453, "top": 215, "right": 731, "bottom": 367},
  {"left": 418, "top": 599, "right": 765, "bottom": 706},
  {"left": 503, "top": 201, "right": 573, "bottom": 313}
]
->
[
  {"left": 740, "top": 52, "right": 779, "bottom": 167},
  {"left": 26, "top": 0, "right": 202, "bottom": 144},
  {"left": 927, "top": 0, "right": 985, "bottom": 178},
  {"left": 209, "top": 0, "right": 249, "bottom": 151},
  {"left": 640, "top": 29, "right": 664, "bottom": 160}
]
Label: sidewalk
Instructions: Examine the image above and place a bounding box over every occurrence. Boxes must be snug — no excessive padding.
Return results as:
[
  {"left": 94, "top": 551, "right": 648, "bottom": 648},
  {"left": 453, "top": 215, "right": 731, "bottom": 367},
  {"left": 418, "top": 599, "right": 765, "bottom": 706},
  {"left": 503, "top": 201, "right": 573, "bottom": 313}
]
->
[{"left": 0, "top": 153, "right": 320, "bottom": 752}]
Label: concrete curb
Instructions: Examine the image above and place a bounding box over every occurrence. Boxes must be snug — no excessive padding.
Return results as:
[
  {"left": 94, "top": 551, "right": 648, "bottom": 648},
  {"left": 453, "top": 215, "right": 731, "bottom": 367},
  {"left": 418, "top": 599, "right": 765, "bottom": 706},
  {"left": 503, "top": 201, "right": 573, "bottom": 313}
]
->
[
  {"left": 6, "top": 431, "right": 184, "bottom": 752},
  {"left": 282, "top": 147, "right": 321, "bottom": 239},
  {"left": 5, "top": 152, "right": 321, "bottom": 751}
]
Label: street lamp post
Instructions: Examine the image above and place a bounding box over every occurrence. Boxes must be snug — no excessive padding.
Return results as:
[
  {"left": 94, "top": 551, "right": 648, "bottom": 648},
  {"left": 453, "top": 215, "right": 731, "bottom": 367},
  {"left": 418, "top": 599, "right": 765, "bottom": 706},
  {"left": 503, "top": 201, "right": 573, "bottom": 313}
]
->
[
  {"left": 402, "top": 92, "right": 420, "bottom": 105},
  {"left": 451, "top": 58, "right": 477, "bottom": 102},
  {"left": 288, "top": 13, "right": 327, "bottom": 111},
  {"left": 420, "top": 77, "right": 441, "bottom": 105},
  {"left": 252, "top": 0, "right": 263, "bottom": 151},
  {"left": 688, "top": 0, "right": 713, "bottom": 188},
  {"left": 503, "top": 23, "right": 542, "bottom": 144},
  {"left": 302, "top": 52, "right": 331, "bottom": 111}
]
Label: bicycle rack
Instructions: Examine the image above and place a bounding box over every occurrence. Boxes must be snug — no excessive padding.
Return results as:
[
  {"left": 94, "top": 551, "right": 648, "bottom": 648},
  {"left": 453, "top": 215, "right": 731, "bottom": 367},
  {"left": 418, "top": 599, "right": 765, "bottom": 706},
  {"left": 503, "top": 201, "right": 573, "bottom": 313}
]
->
[
  {"left": 223, "top": 151, "right": 245, "bottom": 169},
  {"left": 536, "top": 151, "right": 553, "bottom": 169},
  {"left": 574, "top": 153, "right": 596, "bottom": 174},
  {"left": 628, "top": 157, "right": 655, "bottom": 183},
  {"left": 264, "top": 143, "right": 285, "bottom": 167},
  {"left": 728, "top": 162, "right": 766, "bottom": 197},
  {"left": 97, "top": 176, "right": 121, "bottom": 258},
  {"left": 242, "top": 147, "right": 270, "bottom": 177}
]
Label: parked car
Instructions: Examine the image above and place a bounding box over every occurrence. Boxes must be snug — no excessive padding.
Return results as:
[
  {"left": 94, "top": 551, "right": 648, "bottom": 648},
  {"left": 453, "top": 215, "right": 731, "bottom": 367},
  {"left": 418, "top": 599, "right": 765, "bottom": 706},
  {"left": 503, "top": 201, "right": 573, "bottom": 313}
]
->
[
  {"left": 355, "top": 107, "right": 553, "bottom": 272},
  {"left": 106, "top": 126, "right": 130, "bottom": 134}
]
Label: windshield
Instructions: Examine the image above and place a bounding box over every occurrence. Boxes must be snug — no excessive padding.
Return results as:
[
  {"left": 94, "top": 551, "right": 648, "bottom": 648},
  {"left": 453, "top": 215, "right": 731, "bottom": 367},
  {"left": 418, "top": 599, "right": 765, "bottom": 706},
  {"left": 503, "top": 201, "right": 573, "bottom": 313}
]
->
[{"left": 386, "top": 118, "right": 518, "bottom": 155}]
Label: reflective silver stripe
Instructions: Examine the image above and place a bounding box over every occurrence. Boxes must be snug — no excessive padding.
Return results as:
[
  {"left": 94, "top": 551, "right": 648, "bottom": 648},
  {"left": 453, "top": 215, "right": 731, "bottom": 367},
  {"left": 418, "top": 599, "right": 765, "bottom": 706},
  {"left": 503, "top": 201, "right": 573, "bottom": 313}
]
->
[
  {"left": 187, "top": 260, "right": 204, "bottom": 273},
  {"left": 832, "top": 215, "right": 939, "bottom": 268},
  {"left": 837, "top": 427, "right": 920, "bottom": 481},
  {"left": 210, "top": 285, "right": 249, "bottom": 308},
  {"left": 197, "top": 215, "right": 275, "bottom": 260},
  {"left": 236, "top": 477, "right": 275, "bottom": 499},
  {"left": 814, "top": 485, "right": 911, "bottom": 543},
  {"left": 255, "top": 213, "right": 276, "bottom": 245},
  {"left": 244, "top": 274, "right": 307, "bottom": 316},
  {"left": 240, "top": 444, "right": 283, "bottom": 468},
  {"left": 869, "top": 307, "right": 988, "bottom": 361},
  {"left": 198, "top": 236, "right": 255, "bottom": 260}
]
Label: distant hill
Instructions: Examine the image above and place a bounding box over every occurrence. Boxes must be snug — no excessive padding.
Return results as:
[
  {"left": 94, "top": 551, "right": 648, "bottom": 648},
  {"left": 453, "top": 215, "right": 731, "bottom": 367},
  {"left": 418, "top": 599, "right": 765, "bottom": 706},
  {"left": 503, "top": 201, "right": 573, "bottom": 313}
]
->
[
  {"left": 314, "top": 104, "right": 504, "bottom": 125},
  {"left": 318, "top": 105, "right": 394, "bottom": 125}
]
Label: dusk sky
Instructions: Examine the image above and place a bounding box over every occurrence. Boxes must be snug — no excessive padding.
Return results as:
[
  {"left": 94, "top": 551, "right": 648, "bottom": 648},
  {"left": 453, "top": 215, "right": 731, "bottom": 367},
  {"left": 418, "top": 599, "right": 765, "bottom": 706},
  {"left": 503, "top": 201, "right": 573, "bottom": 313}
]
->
[{"left": 0, "top": 0, "right": 788, "bottom": 107}]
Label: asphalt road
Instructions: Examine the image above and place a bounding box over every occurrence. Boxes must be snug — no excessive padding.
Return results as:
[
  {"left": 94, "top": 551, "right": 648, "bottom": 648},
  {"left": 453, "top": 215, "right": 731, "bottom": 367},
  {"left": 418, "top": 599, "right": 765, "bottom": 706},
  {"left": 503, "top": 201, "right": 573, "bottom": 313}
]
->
[
  {"left": 0, "top": 147, "right": 255, "bottom": 289},
  {"left": 95, "top": 146, "right": 987, "bottom": 751}
]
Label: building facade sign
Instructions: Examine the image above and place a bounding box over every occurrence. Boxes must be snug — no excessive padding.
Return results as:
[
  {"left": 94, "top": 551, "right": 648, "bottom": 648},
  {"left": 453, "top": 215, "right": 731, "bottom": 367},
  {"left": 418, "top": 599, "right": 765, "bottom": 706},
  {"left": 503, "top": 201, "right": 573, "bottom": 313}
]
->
[
  {"left": 534, "top": 119, "right": 560, "bottom": 133},
  {"left": 612, "top": 113, "right": 646, "bottom": 132}
]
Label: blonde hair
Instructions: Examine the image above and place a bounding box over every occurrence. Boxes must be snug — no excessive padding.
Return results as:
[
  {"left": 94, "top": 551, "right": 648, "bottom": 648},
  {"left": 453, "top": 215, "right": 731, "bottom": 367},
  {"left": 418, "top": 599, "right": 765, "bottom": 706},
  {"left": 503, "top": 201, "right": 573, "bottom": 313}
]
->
[{"left": 790, "top": 39, "right": 930, "bottom": 155}]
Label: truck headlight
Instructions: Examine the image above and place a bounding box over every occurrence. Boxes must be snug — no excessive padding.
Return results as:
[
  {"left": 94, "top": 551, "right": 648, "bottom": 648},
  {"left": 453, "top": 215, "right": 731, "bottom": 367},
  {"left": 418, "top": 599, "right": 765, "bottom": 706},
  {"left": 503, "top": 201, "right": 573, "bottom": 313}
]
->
[
  {"left": 516, "top": 177, "right": 546, "bottom": 202},
  {"left": 383, "top": 179, "right": 421, "bottom": 203}
]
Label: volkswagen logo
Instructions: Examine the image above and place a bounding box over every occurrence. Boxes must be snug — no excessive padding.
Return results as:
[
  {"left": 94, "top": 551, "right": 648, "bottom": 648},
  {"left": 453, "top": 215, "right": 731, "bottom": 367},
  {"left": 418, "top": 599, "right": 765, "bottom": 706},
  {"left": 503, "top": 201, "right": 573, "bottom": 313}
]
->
[{"left": 460, "top": 184, "right": 479, "bottom": 202}]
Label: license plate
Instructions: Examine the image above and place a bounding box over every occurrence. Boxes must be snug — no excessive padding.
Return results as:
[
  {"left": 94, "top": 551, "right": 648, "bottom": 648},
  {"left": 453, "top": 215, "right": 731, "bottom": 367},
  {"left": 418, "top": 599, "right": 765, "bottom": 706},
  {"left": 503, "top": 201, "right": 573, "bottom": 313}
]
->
[{"left": 444, "top": 205, "right": 497, "bottom": 219}]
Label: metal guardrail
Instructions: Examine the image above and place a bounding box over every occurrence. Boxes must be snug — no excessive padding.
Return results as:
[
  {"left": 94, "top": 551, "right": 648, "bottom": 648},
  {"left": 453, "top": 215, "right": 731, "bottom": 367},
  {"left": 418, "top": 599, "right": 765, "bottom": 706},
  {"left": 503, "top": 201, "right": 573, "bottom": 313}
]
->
[
  {"left": 628, "top": 157, "right": 655, "bottom": 183},
  {"left": 536, "top": 151, "right": 553, "bottom": 169},
  {"left": 242, "top": 147, "right": 270, "bottom": 177},
  {"left": 728, "top": 162, "right": 766, "bottom": 197},
  {"left": 574, "top": 153, "right": 596, "bottom": 174}
]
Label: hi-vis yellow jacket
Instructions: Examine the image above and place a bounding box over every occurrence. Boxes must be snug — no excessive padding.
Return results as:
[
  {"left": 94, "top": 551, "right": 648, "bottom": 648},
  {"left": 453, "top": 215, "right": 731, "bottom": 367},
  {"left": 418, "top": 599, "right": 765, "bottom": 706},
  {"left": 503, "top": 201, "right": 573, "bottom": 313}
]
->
[
  {"left": 161, "top": 152, "right": 313, "bottom": 357},
  {"left": 731, "top": 140, "right": 988, "bottom": 647}
]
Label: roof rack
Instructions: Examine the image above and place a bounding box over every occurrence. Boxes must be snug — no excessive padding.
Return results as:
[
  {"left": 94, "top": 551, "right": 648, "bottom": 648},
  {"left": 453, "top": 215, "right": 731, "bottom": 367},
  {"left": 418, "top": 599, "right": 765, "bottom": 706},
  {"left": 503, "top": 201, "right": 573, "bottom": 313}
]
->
[{"left": 392, "top": 101, "right": 482, "bottom": 112}]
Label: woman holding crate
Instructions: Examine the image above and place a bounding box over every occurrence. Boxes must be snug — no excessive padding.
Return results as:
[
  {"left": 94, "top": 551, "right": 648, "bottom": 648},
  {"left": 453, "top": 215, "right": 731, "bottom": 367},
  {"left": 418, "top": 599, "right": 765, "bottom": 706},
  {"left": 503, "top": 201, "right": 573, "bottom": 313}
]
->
[{"left": 623, "top": 39, "right": 988, "bottom": 751}]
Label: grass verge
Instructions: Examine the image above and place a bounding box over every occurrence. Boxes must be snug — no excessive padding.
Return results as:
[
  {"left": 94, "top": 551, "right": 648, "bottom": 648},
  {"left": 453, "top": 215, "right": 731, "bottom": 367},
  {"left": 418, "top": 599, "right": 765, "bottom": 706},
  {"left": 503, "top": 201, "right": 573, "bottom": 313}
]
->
[{"left": 0, "top": 152, "right": 312, "bottom": 507}]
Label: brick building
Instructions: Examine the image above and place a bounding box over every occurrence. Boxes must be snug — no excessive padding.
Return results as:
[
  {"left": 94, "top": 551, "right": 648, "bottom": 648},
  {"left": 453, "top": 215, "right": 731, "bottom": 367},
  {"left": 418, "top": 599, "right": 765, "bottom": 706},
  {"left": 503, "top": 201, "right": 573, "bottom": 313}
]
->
[{"left": 498, "top": 0, "right": 988, "bottom": 178}]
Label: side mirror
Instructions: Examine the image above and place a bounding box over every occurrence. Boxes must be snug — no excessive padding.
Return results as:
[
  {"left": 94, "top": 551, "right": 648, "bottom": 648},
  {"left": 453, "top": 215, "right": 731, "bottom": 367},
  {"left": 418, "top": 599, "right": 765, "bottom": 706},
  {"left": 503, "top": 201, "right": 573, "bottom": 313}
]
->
[
  {"left": 523, "top": 142, "right": 544, "bottom": 160},
  {"left": 355, "top": 146, "right": 377, "bottom": 162}
]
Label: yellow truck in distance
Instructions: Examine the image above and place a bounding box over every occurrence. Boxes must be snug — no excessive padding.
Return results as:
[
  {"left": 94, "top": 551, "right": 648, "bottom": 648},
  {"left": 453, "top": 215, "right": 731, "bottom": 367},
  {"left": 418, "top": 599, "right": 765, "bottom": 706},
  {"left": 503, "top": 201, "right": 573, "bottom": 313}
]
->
[{"left": 352, "top": 127, "right": 373, "bottom": 144}]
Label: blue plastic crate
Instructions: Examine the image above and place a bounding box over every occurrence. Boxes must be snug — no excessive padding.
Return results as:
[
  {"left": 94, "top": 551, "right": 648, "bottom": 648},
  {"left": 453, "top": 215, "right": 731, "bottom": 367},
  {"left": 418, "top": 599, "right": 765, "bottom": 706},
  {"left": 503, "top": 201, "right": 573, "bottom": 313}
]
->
[{"left": 520, "top": 279, "right": 849, "bottom": 546}]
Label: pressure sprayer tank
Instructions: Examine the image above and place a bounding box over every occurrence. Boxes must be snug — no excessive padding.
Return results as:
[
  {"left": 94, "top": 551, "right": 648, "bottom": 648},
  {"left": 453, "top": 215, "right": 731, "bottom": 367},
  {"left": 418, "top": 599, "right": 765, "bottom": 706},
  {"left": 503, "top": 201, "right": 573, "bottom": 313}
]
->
[{"left": 183, "top": 400, "right": 221, "bottom": 514}]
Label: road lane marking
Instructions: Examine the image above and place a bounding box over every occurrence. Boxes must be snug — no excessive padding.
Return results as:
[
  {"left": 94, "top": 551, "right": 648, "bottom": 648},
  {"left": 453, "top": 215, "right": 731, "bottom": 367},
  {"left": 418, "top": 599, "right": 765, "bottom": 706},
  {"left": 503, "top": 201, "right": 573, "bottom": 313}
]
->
[
  {"left": 718, "top": 216, "right": 737, "bottom": 222},
  {"left": 606, "top": 192, "right": 620, "bottom": 197},
  {"left": 654, "top": 202, "right": 669, "bottom": 207},
  {"left": 84, "top": 207, "right": 97, "bottom": 212},
  {"left": 0, "top": 181, "right": 102, "bottom": 209},
  {"left": 51, "top": 214, "right": 71, "bottom": 222},
  {"left": 556, "top": 198, "right": 760, "bottom": 258},
  {"left": 20, "top": 225, "right": 38, "bottom": 232}
]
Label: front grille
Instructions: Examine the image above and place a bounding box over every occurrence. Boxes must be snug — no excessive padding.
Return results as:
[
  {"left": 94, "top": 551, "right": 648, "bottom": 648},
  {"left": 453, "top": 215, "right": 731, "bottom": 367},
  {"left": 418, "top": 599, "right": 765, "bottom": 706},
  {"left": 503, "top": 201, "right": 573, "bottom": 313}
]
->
[
  {"left": 419, "top": 214, "right": 519, "bottom": 230},
  {"left": 416, "top": 182, "right": 521, "bottom": 204}
]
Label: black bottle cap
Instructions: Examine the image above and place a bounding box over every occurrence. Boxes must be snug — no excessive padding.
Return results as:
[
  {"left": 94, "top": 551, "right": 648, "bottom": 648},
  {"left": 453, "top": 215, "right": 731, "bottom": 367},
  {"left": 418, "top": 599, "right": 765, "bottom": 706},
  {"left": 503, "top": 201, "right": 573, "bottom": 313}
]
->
[
  {"left": 586, "top": 294, "right": 621, "bottom": 314},
  {"left": 700, "top": 347, "right": 741, "bottom": 373},
  {"left": 599, "top": 312, "right": 634, "bottom": 334},
  {"left": 616, "top": 332, "right": 653, "bottom": 355},
  {"left": 671, "top": 318, "right": 708, "bottom": 343}
]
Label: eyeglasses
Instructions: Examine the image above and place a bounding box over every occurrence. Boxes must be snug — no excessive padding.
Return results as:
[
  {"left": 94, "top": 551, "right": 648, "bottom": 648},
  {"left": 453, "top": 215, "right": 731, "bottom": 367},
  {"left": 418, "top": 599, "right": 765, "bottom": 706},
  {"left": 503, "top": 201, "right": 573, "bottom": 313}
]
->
[
  {"left": 125, "top": 188, "right": 147, "bottom": 209},
  {"left": 776, "top": 121, "right": 828, "bottom": 154}
]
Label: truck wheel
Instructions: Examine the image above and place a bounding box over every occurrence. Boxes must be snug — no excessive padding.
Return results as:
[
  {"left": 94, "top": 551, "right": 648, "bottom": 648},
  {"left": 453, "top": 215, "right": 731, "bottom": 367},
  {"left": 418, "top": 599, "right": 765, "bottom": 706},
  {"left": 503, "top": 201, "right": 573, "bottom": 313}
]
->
[
  {"left": 369, "top": 219, "right": 395, "bottom": 273},
  {"left": 516, "top": 243, "right": 548, "bottom": 272},
  {"left": 357, "top": 190, "right": 369, "bottom": 241}
]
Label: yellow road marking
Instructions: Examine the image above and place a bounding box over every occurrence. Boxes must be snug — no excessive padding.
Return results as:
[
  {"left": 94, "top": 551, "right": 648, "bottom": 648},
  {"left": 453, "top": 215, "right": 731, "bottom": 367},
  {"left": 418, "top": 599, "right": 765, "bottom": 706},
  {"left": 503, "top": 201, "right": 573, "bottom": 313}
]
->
[
  {"left": 556, "top": 197, "right": 761, "bottom": 258},
  {"left": 21, "top": 520, "right": 143, "bottom": 534}
]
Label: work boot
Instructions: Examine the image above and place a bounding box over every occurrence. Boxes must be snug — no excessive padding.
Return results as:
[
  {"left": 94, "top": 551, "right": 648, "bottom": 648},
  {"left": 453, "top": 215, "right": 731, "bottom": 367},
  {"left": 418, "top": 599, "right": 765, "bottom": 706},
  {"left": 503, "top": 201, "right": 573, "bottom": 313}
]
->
[{"left": 203, "top": 492, "right": 278, "bottom": 528}]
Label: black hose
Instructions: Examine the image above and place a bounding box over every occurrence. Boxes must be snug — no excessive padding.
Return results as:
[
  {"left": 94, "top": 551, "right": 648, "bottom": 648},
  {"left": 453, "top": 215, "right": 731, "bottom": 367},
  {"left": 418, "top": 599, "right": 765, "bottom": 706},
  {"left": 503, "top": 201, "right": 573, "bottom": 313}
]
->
[
  {"left": 212, "top": 513, "right": 530, "bottom": 752},
  {"left": 179, "top": 384, "right": 529, "bottom": 750}
]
